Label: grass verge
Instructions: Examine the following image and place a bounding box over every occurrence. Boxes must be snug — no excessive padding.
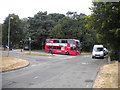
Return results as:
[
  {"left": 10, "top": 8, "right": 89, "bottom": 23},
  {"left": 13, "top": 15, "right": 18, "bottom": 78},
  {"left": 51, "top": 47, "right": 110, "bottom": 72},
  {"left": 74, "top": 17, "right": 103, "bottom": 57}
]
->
[
  {"left": 93, "top": 61, "right": 119, "bottom": 88},
  {"left": 81, "top": 52, "right": 91, "bottom": 55},
  {"left": 0, "top": 56, "right": 29, "bottom": 71},
  {"left": 16, "top": 52, "right": 53, "bottom": 56}
]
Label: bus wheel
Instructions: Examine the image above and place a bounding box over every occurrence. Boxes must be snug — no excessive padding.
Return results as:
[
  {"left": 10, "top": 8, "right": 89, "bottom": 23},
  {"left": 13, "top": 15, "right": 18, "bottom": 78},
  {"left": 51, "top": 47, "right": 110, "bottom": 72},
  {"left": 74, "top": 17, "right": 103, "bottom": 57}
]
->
[
  {"left": 66, "top": 51, "right": 69, "bottom": 55},
  {"left": 49, "top": 50, "right": 52, "bottom": 54}
]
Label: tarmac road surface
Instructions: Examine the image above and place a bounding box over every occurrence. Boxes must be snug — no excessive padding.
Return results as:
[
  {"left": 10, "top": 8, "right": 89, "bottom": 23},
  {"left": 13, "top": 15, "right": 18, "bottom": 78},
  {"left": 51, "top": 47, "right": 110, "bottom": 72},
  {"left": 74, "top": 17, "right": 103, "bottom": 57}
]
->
[{"left": 2, "top": 49, "right": 107, "bottom": 88}]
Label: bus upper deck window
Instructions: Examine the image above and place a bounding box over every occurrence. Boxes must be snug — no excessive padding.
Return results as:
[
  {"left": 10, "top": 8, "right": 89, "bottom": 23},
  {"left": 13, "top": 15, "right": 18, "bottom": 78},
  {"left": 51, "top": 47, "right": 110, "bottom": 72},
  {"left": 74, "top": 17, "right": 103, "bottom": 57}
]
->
[
  {"left": 69, "top": 40, "right": 74, "bottom": 44},
  {"left": 61, "top": 40, "right": 67, "bottom": 43},
  {"left": 53, "top": 40, "right": 59, "bottom": 43},
  {"left": 46, "top": 39, "right": 50, "bottom": 42}
]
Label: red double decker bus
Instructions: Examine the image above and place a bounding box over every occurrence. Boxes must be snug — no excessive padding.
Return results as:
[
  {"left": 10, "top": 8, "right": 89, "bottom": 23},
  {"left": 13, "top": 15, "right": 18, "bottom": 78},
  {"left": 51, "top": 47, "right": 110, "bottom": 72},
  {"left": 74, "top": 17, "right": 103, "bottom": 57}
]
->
[{"left": 45, "top": 39, "right": 81, "bottom": 55}]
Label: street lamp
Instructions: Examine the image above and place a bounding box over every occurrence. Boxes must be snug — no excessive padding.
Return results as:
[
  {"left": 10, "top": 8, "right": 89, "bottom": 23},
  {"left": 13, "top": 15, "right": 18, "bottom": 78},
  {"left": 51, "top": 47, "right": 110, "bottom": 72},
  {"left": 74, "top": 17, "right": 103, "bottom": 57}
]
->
[{"left": 7, "top": 16, "right": 13, "bottom": 56}]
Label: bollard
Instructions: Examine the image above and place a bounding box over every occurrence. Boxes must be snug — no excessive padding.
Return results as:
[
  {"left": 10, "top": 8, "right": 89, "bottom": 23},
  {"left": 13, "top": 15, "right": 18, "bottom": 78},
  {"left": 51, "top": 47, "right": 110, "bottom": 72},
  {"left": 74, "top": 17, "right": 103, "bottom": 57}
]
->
[{"left": 108, "top": 55, "right": 111, "bottom": 64}]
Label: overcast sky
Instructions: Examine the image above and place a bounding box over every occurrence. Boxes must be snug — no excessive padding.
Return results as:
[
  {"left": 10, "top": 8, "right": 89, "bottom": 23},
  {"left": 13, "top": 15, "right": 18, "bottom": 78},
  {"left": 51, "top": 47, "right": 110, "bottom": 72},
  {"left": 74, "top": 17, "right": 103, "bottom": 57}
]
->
[{"left": 0, "top": 0, "right": 93, "bottom": 24}]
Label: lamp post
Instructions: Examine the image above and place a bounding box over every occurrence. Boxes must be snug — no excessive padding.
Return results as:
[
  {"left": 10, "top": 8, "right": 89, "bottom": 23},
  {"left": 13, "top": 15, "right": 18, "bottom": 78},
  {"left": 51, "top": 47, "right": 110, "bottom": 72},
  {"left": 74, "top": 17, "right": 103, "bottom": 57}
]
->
[{"left": 7, "top": 17, "right": 13, "bottom": 56}]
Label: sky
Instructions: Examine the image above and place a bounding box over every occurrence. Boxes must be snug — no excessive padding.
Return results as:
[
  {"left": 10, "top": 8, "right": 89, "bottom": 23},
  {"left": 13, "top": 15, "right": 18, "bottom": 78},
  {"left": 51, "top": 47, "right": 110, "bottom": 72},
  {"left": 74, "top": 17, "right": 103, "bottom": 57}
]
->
[{"left": 0, "top": 0, "right": 93, "bottom": 24}]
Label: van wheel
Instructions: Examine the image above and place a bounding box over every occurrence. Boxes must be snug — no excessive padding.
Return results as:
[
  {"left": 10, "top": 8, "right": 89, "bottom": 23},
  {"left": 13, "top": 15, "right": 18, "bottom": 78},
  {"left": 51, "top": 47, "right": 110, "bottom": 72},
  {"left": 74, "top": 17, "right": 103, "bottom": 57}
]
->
[
  {"left": 49, "top": 50, "right": 52, "bottom": 54},
  {"left": 66, "top": 51, "right": 69, "bottom": 55},
  {"left": 92, "top": 56, "right": 95, "bottom": 59},
  {"left": 101, "top": 57, "right": 104, "bottom": 59}
]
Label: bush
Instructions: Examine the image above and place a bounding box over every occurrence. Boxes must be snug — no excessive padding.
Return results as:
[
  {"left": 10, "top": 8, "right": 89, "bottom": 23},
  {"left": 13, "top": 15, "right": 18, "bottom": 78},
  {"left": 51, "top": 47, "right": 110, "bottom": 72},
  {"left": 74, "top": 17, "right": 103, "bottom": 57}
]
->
[{"left": 109, "top": 51, "right": 119, "bottom": 61}]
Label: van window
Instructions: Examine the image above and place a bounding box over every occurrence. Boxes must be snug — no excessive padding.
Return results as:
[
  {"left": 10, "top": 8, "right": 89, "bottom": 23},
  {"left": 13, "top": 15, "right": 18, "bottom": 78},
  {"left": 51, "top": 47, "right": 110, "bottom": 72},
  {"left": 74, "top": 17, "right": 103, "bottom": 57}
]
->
[{"left": 97, "top": 48, "right": 103, "bottom": 51}]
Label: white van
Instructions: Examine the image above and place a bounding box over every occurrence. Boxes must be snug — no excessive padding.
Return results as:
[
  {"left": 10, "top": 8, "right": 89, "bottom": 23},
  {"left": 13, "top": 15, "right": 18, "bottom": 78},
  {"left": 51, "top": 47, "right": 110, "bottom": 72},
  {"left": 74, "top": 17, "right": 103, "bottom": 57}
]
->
[{"left": 92, "top": 45, "right": 104, "bottom": 58}]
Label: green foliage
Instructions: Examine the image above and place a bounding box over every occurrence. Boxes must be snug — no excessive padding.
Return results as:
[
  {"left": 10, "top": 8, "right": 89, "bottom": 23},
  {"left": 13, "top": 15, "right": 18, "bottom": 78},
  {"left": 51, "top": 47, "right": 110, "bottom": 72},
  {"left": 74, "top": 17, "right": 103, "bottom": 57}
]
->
[
  {"left": 49, "top": 14, "right": 97, "bottom": 51},
  {"left": 2, "top": 11, "right": 97, "bottom": 51},
  {"left": 2, "top": 14, "right": 23, "bottom": 48},
  {"left": 48, "top": 13, "right": 65, "bottom": 22},
  {"left": 90, "top": 2, "right": 120, "bottom": 60},
  {"left": 49, "top": 24, "right": 64, "bottom": 38},
  {"left": 28, "top": 11, "right": 65, "bottom": 49}
]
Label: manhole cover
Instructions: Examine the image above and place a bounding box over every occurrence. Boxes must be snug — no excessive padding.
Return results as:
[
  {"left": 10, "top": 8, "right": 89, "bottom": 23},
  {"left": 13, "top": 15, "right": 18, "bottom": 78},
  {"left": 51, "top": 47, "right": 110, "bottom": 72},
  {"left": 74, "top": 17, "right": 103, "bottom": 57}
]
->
[
  {"left": 29, "top": 83, "right": 34, "bottom": 85},
  {"left": 85, "top": 80, "right": 93, "bottom": 82}
]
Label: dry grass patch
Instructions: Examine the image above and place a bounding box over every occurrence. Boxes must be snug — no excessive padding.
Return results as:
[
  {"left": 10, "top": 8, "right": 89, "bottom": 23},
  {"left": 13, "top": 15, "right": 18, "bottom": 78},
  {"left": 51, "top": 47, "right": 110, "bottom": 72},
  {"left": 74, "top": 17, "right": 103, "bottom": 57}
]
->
[
  {"left": 0, "top": 47, "right": 4, "bottom": 50},
  {"left": 17, "top": 52, "right": 53, "bottom": 56},
  {"left": 93, "top": 61, "right": 118, "bottom": 88},
  {"left": 0, "top": 56, "right": 29, "bottom": 71},
  {"left": 81, "top": 52, "right": 91, "bottom": 55}
]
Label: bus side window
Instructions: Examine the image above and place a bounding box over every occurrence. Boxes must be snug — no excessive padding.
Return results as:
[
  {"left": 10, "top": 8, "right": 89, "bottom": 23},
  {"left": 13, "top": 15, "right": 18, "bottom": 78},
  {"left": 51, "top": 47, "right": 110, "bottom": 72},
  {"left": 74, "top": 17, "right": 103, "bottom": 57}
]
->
[
  {"left": 48, "top": 46, "right": 52, "bottom": 49},
  {"left": 59, "top": 40, "right": 61, "bottom": 43},
  {"left": 57, "top": 47, "right": 61, "bottom": 50},
  {"left": 53, "top": 40, "right": 59, "bottom": 43},
  {"left": 67, "top": 40, "right": 71, "bottom": 43},
  {"left": 53, "top": 47, "right": 57, "bottom": 49},
  {"left": 69, "top": 40, "right": 74, "bottom": 44},
  {"left": 61, "top": 40, "right": 67, "bottom": 43},
  {"left": 46, "top": 39, "right": 50, "bottom": 42}
]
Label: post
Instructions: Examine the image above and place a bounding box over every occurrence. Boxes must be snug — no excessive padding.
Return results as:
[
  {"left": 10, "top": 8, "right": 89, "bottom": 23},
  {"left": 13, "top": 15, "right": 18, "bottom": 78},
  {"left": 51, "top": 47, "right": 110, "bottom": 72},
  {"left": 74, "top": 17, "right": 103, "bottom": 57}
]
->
[
  {"left": 7, "top": 17, "right": 13, "bottom": 56},
  {"left": 7, "top": 17, "right": 10, "bottom": 56},
  {"left": 107, "top": 54, "right": 111, "bottom": 64},
  {"left": 108, "top": 55, "right": 111, "bottom": 64},
  {"left": 20, "top": 41, "right": 23, "bottom": 52},
  {"left": 29, "top": 37, "right": 31, "bottom": 53}
]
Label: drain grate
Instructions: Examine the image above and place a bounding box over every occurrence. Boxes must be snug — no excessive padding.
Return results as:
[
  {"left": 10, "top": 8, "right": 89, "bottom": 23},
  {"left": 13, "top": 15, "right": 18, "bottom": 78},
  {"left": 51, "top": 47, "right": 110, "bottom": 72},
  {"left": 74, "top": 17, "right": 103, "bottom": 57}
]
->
[
  {"left": 8, "top": 81, "right": 17, "bottom": 85},
  {"left": 85, "top": 80, "right": 93, "bottom": 83},
  {"left": 29, "top": 83, "right": 34, "bottom": 85}
]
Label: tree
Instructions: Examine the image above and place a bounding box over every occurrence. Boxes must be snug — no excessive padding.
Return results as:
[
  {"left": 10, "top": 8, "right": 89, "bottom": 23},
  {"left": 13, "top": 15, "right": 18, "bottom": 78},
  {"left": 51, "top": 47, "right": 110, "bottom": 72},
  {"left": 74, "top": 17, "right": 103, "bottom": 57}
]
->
[
  {"left": 28, "top": 11, "right": 57, "bottom": 49},
  {"left": 2, "top": 14, "right": 23, "bottom": 48},
  {"left": 20, "top": 18, "right": 30, "bottom": 48},
  {"left": 48, "top": 13, "right": 65, "bottom": 22},
  {"left": 49, "top": 13, "right": 96, "bottom": 51},
  {"left": 90, "top": 2, "right": 120, "bottom": 59},
  {"left": 49, "top": 24, "right": 64, "bottom": 38},
  {"left": 66, "top": 11, "right": 77, "bottom": 19}
]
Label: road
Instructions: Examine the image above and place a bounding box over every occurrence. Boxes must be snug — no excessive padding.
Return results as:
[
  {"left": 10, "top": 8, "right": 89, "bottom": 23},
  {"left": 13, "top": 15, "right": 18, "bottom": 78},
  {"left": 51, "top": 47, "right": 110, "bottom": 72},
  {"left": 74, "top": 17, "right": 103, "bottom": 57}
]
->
[{"left": 2, "top": 50, "right": 107, "bottom": 88}]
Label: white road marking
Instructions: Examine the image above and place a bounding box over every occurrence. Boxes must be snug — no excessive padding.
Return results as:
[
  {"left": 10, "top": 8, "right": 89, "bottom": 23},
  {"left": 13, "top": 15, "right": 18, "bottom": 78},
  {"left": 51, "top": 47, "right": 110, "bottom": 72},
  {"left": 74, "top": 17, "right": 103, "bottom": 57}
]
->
[
  {"left": 31, "top": 65, "right": 37, "bottom": 67},
  {"left": 81, "top": 62, "right": 89, "bottom": 65},
  {"left": 33, "top": 76, "right": 38, "bottom": 79},
  {"left": 83, "top": 55, "right": 91, "bottom": 58},
  {"left": 86, "top": 85, "right": 89, "bottom": 88},
  {"left": 63, "top": 56, "right": 75, "bottom": 60},
  {"left": 53, "top": 54, "right": 64, "bottom": 56}
]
